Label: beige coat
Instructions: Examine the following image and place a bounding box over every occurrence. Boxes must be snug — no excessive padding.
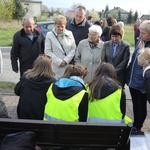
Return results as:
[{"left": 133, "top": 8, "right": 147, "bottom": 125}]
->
[
  {"left": 45, "top": 29, "right": 76, "bottom": 79},
  {"left": 74, "top": 39, "right": 104, "bottom": 83}
]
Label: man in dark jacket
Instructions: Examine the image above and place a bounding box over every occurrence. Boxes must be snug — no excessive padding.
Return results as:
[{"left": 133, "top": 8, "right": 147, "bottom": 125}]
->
[
  {"left": 66, "top": 5, "right": 91, "bottom": 46},
  {"left": 11, "top": 16, "right": 45, "bottom": 77}
]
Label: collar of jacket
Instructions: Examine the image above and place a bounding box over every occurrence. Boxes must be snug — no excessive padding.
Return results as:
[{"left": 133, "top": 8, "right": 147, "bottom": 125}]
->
[
  {"left": 52, "top": 28, "right": 70, "bottom": 37},
  {"left": 83, "top": 39, "right": 103, "bottom": 49},
  {"left": 108, "top": 40, "right": 123, "bottom": 46},
  {"left": 70, "top": 18, "right": 86, "bottom": 26},
  {"left": 20, "top": 28, "right": 40, "bottom": 37}
]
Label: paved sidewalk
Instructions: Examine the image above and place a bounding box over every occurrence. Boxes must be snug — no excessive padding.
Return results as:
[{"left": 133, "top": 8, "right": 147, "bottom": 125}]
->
[{"left": 2, "top": 94, "right": 150, "bottom": 132}]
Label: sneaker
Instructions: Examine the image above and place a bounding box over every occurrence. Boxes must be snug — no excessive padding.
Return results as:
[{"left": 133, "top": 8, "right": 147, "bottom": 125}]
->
[{"left": 131, "top": 127, "right": 144, "bottom": 135}]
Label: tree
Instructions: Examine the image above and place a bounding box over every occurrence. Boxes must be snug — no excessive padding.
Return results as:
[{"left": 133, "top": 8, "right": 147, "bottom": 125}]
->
[
  {"left": 0, "top": 0, "right": 14, "bottom": 21},
  {"left": 89, "top": 10, "right": 100, "bottom": 22},
  {"left": 13, "top": 0, "right": 26, "bottom": 20},
  {"left": 133, "top": 10, "right": 138, "bottom": 22},
  {"left": 118, "top": 11, "right": 121, "bottom": 21},
  {"left": 104, "top": 4, "right": 109, "bottom": 18},
  {"left": 127, "top": 9, "right": 133, "bottom": 24}
]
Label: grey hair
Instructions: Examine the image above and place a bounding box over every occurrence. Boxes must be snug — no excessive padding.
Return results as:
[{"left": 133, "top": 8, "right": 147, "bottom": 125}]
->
[
  {"left": 88, "top": 25, "right": 102, "bottom": 36},
  {"left": 22, "top": 16, "right": 35, "bottom": 24}
]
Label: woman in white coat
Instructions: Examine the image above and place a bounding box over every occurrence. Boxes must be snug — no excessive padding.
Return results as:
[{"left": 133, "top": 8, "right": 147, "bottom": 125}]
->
[
  {"left": 45, "top": 15, "right": 76, "bottom": 79},
  {"left": 74, "top": 25, "right": 104, "bottom": 83}
]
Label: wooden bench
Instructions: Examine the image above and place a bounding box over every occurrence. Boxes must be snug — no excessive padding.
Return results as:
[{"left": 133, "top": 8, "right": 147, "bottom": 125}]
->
[{"left": 0, "top": 118, "right": 132, "bottom": 150}]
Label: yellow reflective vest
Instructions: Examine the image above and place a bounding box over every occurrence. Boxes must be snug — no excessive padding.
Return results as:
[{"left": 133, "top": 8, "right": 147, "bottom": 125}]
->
[
  {"left": 44, "top": 84, "right": 86, "bottom": 122},
  {"left": 87, "top": 87, "right": 132, "bottom": 124}
]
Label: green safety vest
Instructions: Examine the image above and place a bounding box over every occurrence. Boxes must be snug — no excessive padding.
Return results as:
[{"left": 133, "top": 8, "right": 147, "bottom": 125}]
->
[
  {"left": 44, "top": 84, "right": 85, "bottom": 122},
  {"left": 87, "top": 87, "right": 132, "bottom": 124}
]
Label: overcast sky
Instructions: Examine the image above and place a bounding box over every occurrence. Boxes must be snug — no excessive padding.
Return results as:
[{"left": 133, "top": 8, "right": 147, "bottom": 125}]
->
[{"left": 41, "top": 0, "right": 150, "bottom": 16}]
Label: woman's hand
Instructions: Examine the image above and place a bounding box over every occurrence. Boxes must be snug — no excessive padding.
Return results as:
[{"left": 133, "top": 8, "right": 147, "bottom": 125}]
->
[
  {"left": 60, "top": 60, "right": 67, "bottom": 67},
  {"left": 138, "top": 40, "right": 145, "bottom": 50}
]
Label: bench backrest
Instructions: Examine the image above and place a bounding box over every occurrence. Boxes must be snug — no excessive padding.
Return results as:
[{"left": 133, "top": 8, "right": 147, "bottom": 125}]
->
[{"left": 0, "top": 118, "right": 132, "bottom": 149}]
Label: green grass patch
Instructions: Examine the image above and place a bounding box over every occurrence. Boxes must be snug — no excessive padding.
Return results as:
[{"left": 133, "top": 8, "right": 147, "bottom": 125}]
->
[
  {"left": 0, "top": 28, "right": 19, "bottom": 46},
  {"left": 124, "top": 24, "right": 134, "bottom": 47},
  {"left": 0, "top": 81, "right": 16, "bottom": 93},
  {"left": 0, "top": 21, "right": 135, "bottom": 47},
  {"left": 0, "top": 81, "right": 15, "bottom": 89}
]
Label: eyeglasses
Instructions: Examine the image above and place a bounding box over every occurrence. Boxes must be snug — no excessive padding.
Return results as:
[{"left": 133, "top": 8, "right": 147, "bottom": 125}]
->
[{"left": 88, "top": 33, "right": 97, "bottom": 37}]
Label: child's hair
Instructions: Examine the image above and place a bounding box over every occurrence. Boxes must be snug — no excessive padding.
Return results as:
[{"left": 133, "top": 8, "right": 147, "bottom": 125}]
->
[
  {"left": 61, "top": 64, "right": 88, "bottom": 79},
  {"left": 138, "top": 48, "right": 150, "bottom": 67},
  {"left": 25, "top": 54, "right": 54, "bottom": 79},
  {"left": 88, "top": 62, "right": 120, "bottom": 101}
]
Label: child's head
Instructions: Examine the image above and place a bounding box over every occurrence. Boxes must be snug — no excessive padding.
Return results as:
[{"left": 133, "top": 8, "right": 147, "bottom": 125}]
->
[
  {"left": 61, "top": 64, "right": 88, "bottom": 79},
  {"left": 138, "top": 48, "right": 150, "bottom": 68}
]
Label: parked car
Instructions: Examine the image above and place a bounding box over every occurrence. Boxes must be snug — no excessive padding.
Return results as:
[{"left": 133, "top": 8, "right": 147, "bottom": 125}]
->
[{"left": 34, "top": 21, "right": 54, "bottom": 38}]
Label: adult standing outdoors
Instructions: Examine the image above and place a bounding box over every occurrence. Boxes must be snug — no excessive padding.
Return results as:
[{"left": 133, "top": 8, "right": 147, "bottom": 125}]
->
[
  {"left": 101, "top": 24, "right": 130, "bottom": 88},
  {"left": 45, "top": 15, "right": 76, "bottom": 79},
  {"left": 11, "top": 16, "right": 45, "bottom": 77},
  {"left": 0, "top": 49, "right": 10, "bottom": 118},
  {"left": 74, "top": 25, "right": 104, "bottom": 83},
  {"left": 101, "top": 16, "right": 116, "bottom": 42},
  {"left": 134, "top": 19, "right": 141, "bottom": 47},
  {"left": 66, "top": 5, "right": 91, "bottom": 46},
  {"left": 126, "top": 20, "right": 150, "bottom": 133}
]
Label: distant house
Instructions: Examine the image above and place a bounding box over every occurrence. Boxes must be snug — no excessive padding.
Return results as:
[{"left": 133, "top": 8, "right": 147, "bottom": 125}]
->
[
  {"left": 140, "top": 15, "right": 150, "bottom": 20},
  {"left": 21, "top": 0, "right": 42, "bottom": 17},
  {"left": 66, "top": 10, "right": 75, "bottom": 19},
  {"left": 108, "top": 7, "right": 129, "bottom": 22}
]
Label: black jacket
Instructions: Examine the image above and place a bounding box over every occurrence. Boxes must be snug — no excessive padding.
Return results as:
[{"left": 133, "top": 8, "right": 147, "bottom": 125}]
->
[
  {"left": 11, "top": 29, "right": 45, "bottom": 76},
  {"left": 144, "top": 67, "right": 150, "bottom": 103},
  {"left": 66, "top": 18, "right": 91, "bottom": 46},
  {"left": 15, "top": 76, "right": 56, "bottom": 120}
]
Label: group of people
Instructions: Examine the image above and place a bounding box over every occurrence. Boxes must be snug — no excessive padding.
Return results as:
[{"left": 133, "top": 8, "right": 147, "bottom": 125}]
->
[{"left": 0, "top": 5, "right": 150, "bottom": 134}]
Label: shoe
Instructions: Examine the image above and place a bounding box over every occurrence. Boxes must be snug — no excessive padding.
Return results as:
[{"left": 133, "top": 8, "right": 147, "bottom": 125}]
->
[{"left": 131, "top": 127, "right": 144, "bottom": 135}]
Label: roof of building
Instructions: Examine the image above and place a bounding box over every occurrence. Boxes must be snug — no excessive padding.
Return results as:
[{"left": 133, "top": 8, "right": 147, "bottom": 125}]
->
[
  {"left": 109, "top": 7, "right": 129, "bottom": 13},
  {"left": 140, "top": 15, "right": 150, "bottom": 20}
]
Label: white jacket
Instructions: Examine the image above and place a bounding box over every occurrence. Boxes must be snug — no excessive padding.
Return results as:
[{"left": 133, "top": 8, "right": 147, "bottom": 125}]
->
[{"left": 45, "top": 29, "right": 76, "bottom": 79}]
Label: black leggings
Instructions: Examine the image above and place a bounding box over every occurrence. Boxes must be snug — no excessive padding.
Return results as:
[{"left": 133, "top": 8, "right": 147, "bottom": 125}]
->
[{"left": 129, "top": 87, "right": 147, "bottom": 130}]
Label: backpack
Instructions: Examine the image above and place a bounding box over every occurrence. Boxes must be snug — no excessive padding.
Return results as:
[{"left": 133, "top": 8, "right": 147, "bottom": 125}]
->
[{"left": 0, "top": 131, "right": 36, "bottom": 150}]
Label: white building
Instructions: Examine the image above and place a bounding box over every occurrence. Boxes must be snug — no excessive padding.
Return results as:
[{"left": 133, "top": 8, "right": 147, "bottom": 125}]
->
[{"left": 21, "top": 0, "right": 42, "bottom": 17}]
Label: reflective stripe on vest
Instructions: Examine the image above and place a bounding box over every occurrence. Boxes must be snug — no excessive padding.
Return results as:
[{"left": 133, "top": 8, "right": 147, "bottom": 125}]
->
[
  {"left": 87, "top": 87, "right": 132, "bottom": 124},
  {"left": 44, "top": 84, "right": 85, "bottom": 122}
]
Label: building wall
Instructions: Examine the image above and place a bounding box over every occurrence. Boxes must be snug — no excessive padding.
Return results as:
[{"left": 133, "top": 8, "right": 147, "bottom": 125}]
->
[{"left": 21, "top": 1, "right": 42, "bottom": 17}]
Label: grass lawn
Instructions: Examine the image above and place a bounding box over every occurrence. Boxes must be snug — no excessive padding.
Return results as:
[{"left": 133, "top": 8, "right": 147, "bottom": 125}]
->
[
  {"left": 0, "top": 81, "right": 16, "bottom": 93},
  {"left": 0, "top": 21, "right": 135, "bottom": 47},
  {"left": 0, "top": 21, "right": 21, "bottom": 47},
  {"left": 124, "top": 24, "right": 134, "bottom": 47}
]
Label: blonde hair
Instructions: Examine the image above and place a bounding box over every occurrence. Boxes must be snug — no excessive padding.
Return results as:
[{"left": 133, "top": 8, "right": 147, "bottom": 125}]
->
[
  {"left": 140, "top": 20, "right": 150, "bottom": 35},
  {"left": 25, "top": 54, "right": 54, "bottom": 79},
  {"left": 138, "top": 48, "right": 150, "bottom": 67},
  {"left": 54, "top": 15, "right": 67, "bottom": 25},
  {"left": 61, "top": 64, "right": 88, "bottom": 79}
]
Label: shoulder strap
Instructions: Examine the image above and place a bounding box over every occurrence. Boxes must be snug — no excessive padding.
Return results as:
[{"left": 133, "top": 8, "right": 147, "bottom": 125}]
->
[{"left": 52, "top": 31, "right": 66, "bottom": 56}]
